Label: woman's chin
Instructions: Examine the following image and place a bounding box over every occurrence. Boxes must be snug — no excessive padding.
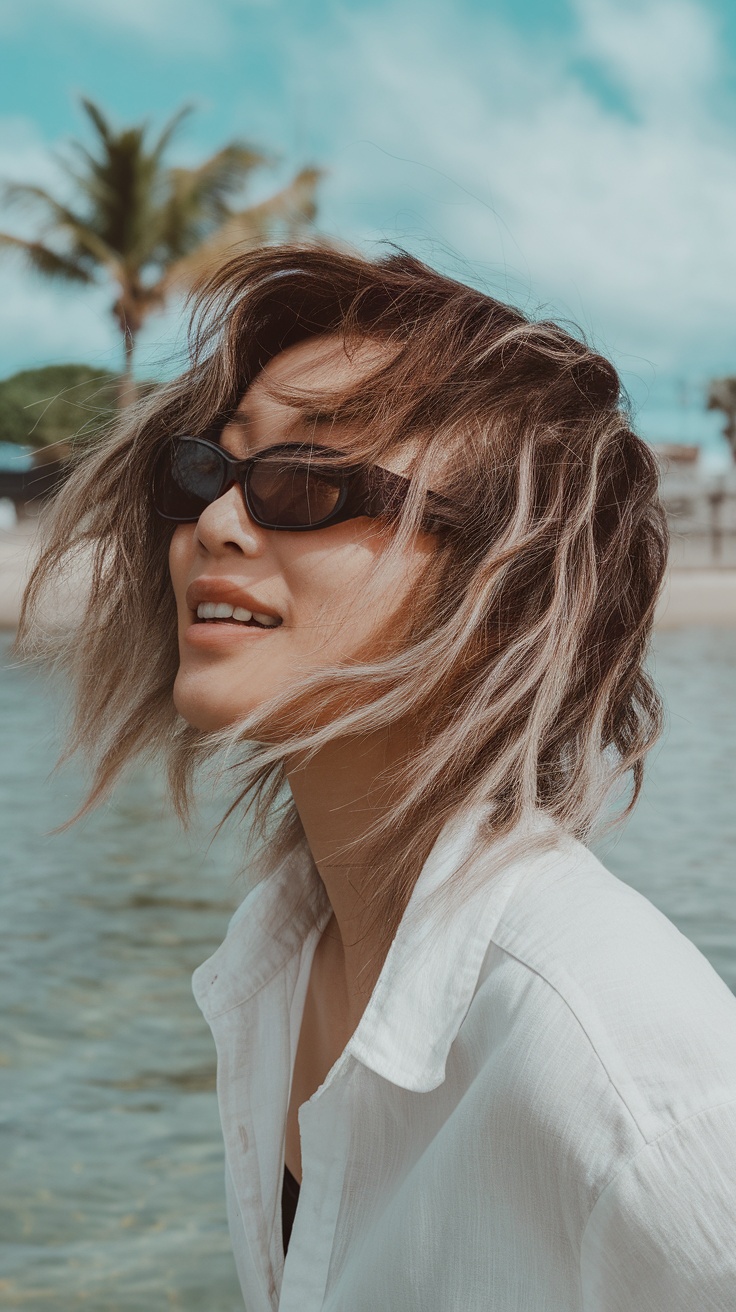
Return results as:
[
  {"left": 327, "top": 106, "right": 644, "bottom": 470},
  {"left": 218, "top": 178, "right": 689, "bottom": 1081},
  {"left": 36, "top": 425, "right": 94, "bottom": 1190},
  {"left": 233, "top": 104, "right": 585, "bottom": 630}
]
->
[{"left": 172, "top": 675, "right": 262, "bottom": 733}]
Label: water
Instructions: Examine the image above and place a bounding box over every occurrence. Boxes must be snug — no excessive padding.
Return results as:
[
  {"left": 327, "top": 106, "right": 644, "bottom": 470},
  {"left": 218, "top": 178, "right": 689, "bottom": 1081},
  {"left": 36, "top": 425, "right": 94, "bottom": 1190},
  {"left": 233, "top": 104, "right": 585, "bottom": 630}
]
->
[
  {"left": 1, "top": 628, "right": 735, "bottom": 1310},
  {"left": 596, "top": 628, "right": 736, "bottom": 991},
  {"left": 0, "top": 638, "right": 245, "bottom": 1310}
]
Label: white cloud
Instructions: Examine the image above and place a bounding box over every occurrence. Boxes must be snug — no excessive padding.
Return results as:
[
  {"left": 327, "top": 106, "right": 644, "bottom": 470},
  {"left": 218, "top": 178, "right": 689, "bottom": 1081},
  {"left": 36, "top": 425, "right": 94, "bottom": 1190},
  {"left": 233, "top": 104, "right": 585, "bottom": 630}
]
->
[
  {"left": 2, "top": 0, "right": 735, "bottom": 428},
  {"left": 573, "top": 0, "right": 722, "bottom": 121},
  {"left": 0, "top": 115, "right": 63, "bottom": 193},
  {"left": 0, "top": 272, "right": 119, "bottom": 375},
  {"left": 282, "top": 0, "right": 736, "bottom": 412},
  {"left": 1, "top": 0, "right": 248, "bottom": 55}
]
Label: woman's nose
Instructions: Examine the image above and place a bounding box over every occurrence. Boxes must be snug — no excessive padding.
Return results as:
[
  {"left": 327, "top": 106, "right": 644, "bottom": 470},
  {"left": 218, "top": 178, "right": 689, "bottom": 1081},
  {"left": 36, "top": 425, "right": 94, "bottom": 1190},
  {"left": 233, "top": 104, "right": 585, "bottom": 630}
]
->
[{"left": 194, "top": 483, "right": 267, "bottom": 557}]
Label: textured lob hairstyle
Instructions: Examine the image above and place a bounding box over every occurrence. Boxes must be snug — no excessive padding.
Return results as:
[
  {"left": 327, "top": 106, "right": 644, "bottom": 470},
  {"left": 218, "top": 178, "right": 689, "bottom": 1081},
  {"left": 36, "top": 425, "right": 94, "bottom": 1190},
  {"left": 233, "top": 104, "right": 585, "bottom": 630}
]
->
[{"left": 18, "top": 244, "right": 669, "bottom": 960}]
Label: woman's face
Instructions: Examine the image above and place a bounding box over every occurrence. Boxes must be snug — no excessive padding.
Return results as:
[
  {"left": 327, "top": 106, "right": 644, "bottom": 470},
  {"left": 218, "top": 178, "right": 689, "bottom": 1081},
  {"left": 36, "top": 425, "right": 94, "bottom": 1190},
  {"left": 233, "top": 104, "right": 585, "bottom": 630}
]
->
[{"left": 168, "top": 333, "right": 438, "bottom": 731}]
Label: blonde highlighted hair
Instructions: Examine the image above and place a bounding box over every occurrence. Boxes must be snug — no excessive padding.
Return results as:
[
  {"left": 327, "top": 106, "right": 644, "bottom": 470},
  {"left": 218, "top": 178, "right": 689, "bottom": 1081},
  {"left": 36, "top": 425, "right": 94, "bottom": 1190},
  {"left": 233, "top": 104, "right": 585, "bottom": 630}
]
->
[{"left": 18, "top": 244, "right": 669, "bottom": 959}]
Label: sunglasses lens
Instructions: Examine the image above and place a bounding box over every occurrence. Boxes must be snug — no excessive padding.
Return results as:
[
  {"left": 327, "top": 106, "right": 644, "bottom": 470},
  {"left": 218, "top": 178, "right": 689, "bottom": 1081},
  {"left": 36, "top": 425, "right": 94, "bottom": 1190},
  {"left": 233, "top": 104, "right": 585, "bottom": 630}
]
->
[
  {"left": 248, "top": 460, "right": 344, "bottom": 527},
  {"left": 154, "top": 440, "right": 225, "bottom": 520}
]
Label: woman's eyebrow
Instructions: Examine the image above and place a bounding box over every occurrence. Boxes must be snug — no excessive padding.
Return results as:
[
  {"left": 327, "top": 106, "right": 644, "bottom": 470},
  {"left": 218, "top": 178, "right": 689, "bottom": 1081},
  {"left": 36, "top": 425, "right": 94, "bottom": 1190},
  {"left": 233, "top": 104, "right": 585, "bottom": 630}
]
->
[
  {"left": 280, "top": 409, "right": 345, "bottom": 440},
  {"left": 226, "top": 405, "right": 345, "bottom": 453},
  {"left": 227, "top": 409, "right": 252, "bottom": 434}
]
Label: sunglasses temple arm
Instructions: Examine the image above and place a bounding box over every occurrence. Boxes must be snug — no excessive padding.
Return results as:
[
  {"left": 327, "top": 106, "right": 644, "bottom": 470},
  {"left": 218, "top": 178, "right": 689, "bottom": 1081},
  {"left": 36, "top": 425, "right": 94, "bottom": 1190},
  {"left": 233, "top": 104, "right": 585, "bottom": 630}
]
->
[{"left": 366, "top": 468, "right": 461, "bottom": 531}]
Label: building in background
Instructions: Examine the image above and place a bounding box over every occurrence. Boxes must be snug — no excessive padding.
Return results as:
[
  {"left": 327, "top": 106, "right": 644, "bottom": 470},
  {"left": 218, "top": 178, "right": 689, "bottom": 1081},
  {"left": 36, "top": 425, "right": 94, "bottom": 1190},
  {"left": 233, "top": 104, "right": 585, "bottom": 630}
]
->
[{"left": 653, "top": 443, "right": 736, "bottom": 566}]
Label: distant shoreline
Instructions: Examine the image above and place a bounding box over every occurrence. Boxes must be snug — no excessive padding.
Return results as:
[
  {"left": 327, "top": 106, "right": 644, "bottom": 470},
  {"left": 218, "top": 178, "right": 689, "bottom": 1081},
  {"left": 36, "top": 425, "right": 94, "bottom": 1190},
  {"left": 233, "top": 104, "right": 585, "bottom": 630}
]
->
[
  {"left": 2, "top": 519, "right": 736, "bottom": 633},
  {"left": 655, "top": 567, "right": 736, "bottom": 629}
]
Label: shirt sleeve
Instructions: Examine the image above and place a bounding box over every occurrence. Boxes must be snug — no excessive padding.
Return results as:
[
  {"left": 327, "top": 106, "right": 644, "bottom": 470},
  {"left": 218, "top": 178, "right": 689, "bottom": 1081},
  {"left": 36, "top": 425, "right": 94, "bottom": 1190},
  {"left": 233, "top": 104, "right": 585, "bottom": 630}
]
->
[{"left": 580, "top": 1099, "right": 736, "bottom": 1312}]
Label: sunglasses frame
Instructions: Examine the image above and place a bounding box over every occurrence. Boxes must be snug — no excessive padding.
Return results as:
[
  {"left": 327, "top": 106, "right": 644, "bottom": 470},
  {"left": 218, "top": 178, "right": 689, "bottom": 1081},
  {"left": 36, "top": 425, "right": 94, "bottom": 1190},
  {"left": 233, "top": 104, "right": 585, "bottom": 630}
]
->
[{"left": 152, "top": 435, "right": 460, "bottom": 534}]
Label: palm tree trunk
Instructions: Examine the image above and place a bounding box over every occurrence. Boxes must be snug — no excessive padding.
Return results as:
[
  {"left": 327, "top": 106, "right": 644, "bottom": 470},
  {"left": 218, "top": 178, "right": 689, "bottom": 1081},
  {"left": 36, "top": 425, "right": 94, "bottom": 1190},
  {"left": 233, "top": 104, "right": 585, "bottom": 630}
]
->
[
  {"left": 113, "top": 287, "right": 140, "bottom": 410},
  {"left": 117, "top": 318, "right": 138, "bottom": 410}
]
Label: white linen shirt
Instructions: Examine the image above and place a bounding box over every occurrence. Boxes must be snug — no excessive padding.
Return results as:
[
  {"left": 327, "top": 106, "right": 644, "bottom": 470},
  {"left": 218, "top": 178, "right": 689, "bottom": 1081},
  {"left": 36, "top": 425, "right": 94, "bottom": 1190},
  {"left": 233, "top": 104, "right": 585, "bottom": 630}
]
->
[{"left": 192, "top": 809, "right": 736, "bottom": 1311}]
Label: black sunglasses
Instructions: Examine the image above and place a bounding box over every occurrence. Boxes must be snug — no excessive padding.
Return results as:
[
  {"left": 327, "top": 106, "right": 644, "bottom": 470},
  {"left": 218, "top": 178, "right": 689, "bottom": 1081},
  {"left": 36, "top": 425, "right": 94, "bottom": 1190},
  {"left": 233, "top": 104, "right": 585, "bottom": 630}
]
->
[{"left": 152, "top": 436, "right": 460, "bottom": 534}]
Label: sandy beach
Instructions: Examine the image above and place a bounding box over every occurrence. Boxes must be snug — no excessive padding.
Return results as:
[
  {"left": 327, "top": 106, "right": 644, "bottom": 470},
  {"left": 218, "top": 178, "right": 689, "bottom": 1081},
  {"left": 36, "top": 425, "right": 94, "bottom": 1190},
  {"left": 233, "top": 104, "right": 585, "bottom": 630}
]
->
[
  {"left": 2, "top": 517, "right": 736, "bottom": 633},
  {"left": 654, "top": 566, "right": 736, "bottom": 629},
  {"left": 0, "top": 519, "right": 39, "bottom": 631}
]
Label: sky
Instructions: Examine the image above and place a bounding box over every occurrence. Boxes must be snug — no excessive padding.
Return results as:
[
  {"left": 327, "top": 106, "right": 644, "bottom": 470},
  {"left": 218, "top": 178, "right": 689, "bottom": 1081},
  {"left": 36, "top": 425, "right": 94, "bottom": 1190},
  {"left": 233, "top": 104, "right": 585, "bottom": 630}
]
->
[{"left": 1, "top": 0, "right": 736, "bottom": 451}]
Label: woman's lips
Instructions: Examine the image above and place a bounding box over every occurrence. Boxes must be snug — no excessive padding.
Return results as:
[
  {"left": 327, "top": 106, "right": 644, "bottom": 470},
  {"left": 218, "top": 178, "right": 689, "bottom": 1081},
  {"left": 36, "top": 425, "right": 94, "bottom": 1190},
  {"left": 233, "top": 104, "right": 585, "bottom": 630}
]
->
[
  {"left": 183, "top": 619, "right": 281, "bottom": 648},
  {"left": 185, "top": 578, "right": 282, "bottom": 623}
]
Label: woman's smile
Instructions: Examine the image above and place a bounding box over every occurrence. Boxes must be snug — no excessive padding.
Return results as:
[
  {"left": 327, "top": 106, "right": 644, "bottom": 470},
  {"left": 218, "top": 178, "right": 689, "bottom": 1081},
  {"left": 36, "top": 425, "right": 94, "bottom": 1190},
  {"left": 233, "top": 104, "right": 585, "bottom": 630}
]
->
[
  {"left": 194, "top": 605, "right": 281, "bottom": 627},
  {"left": 183, "top": 576, "right": 283, "bottom": 647}
]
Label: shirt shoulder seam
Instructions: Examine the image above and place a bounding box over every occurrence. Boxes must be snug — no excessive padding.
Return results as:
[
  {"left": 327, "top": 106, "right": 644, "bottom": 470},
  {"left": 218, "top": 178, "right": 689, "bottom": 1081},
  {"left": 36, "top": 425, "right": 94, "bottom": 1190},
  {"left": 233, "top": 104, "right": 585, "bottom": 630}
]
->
[
  {"left": 490, "top": 939, "right": 650, "bottom": 1141},
  {"left": 578, "top": 1093, "right": 736, "bottom": 1256}
]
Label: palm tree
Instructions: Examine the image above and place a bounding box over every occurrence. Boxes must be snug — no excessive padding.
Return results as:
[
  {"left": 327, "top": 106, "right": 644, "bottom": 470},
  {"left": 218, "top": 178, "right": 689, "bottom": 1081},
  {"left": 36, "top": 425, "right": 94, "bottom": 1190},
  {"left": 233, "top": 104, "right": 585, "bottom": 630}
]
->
[{"left": 0, "top": 100, "right": 322, "bottom": 405}]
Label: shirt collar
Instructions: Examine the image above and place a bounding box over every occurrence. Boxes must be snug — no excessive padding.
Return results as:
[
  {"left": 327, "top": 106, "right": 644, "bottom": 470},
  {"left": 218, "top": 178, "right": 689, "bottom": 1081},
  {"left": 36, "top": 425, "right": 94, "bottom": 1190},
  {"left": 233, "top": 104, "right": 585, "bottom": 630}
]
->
[
  {"left": 347, "top": 806, "right": 557, "bottom": 1092},
  {"left": 192, "top": 838, "right": 330, "bottom": 1022},
  {"left": 194, "top": 806, "right": 557, "bottom": 1094}
]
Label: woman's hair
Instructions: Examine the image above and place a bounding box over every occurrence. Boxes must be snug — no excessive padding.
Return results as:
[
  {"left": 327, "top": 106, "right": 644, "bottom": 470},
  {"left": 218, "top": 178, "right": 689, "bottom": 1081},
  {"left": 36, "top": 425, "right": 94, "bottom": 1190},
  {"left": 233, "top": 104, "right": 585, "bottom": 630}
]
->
[{"left": 18, "top": 244, "right": 668, "bottom": 964}]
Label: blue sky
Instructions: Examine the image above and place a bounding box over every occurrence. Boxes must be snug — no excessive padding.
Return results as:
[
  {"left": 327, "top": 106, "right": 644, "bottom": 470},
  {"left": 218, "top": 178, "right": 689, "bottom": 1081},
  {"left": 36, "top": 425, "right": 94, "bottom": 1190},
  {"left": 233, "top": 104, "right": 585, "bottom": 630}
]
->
[{"left": 1, "top": 0, "right": 736, "bottom": 450}]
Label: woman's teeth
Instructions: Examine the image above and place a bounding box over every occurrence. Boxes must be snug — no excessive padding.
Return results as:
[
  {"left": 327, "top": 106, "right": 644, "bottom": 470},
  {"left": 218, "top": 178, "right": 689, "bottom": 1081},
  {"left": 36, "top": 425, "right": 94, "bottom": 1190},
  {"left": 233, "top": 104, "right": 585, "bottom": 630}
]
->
[{"left": 195, "top": 602, "right": 280, "bottom": 627}]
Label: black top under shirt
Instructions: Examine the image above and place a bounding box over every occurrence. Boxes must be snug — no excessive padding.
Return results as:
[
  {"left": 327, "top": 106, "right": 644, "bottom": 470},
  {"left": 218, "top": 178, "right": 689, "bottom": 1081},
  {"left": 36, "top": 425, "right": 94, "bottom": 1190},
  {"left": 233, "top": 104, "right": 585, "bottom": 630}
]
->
[{"left": 282, "top": 1164, "right": 301, "bottom": 1257}]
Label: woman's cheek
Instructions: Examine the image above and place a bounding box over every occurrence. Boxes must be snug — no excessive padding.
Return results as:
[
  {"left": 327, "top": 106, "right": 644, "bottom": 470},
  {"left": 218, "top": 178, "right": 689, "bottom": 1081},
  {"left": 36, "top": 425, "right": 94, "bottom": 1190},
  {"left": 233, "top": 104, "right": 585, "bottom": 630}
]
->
[{"left": 168, "top": 527, "right": 196, "bottom": 615}]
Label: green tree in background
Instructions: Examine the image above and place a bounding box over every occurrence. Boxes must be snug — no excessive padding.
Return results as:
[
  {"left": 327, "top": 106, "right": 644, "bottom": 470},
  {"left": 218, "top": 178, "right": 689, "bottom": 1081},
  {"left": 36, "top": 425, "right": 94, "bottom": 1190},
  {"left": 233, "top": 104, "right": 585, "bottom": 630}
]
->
[
  {"left": 0, "top": 364, "right": 119, "bottom": 459},
  {"left": 0, "top": 99, "right": 322, "bottom": 406}
]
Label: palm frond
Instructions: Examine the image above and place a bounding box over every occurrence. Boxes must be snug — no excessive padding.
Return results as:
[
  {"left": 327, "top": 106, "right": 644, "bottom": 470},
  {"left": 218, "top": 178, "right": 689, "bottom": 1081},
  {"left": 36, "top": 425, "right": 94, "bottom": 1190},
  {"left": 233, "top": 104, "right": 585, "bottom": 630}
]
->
[
  {"left": 72, "top": 123, "right": 158, "bottom": 262},
  {"left": 152, "top": 103, "right": 194, "bottom": 163},
  {"left": 67, "top": 225, "right": 123, "bottom": 273},
  {"left": 227, "top": 166, "right": 323, "bottom": 239},
  {"left": 2, "top": 182, "right": 92, "bottom": 236},
  {"left": 170, "top": 143, "right": 272, "bottom": 204},
  {"left": 80, "top": 98, "right": 113, "bottom": 147},
  {"left": 1, "top": 182, "right": 124, "bottom": 274},
  {"left": 64, "top": 141, "right": 108, "bottom": 188},
  {"left": 0, "top": 232, "right": 94, "bottom": 283},
  {"left": 159, "top": 142, "right": 273, "bottom": 256},
  {"left": 160, "top": 166, "right": 324, "bottom": 293},
  {"left": 2, "top": 181, "right": 76, "bottom": 218}
]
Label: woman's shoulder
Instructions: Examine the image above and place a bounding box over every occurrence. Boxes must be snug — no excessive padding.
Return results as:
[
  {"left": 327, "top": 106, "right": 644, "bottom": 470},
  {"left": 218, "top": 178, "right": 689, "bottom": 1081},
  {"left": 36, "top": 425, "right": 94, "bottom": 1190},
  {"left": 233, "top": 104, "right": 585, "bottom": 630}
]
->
[{"left": 473, "top": 831, "right": 736, "bottom": 1142}]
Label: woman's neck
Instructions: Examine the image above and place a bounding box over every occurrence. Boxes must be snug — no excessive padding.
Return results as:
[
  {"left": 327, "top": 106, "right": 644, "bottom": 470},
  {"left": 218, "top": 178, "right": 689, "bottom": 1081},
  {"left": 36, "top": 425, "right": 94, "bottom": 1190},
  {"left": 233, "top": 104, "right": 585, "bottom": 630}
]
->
[{"left": 285, "top": 721, "right": 416, "bottom": 1030}]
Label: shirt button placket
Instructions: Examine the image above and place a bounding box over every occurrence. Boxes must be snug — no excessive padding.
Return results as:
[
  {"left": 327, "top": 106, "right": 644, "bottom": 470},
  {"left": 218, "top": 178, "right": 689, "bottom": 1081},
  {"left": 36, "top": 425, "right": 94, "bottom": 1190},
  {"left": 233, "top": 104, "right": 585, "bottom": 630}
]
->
[{"left": 278, "top": 1083, "right": 350, "bottom": 1312}]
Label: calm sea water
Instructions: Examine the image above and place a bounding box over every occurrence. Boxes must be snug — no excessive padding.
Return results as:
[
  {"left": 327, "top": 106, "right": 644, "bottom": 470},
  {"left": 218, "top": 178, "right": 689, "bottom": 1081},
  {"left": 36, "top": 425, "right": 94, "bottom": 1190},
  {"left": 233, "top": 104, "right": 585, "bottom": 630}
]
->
[{"left": 1, "top": 628, "right": 735, "bottom": 1311}]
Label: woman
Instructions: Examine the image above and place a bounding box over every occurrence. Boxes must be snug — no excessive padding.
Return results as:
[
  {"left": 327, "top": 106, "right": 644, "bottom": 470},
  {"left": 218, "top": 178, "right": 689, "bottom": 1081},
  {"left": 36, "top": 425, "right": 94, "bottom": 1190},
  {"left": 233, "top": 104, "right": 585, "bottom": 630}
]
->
[{"left": 20, "top": 246, "right": 736, "bottom": 1310}]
